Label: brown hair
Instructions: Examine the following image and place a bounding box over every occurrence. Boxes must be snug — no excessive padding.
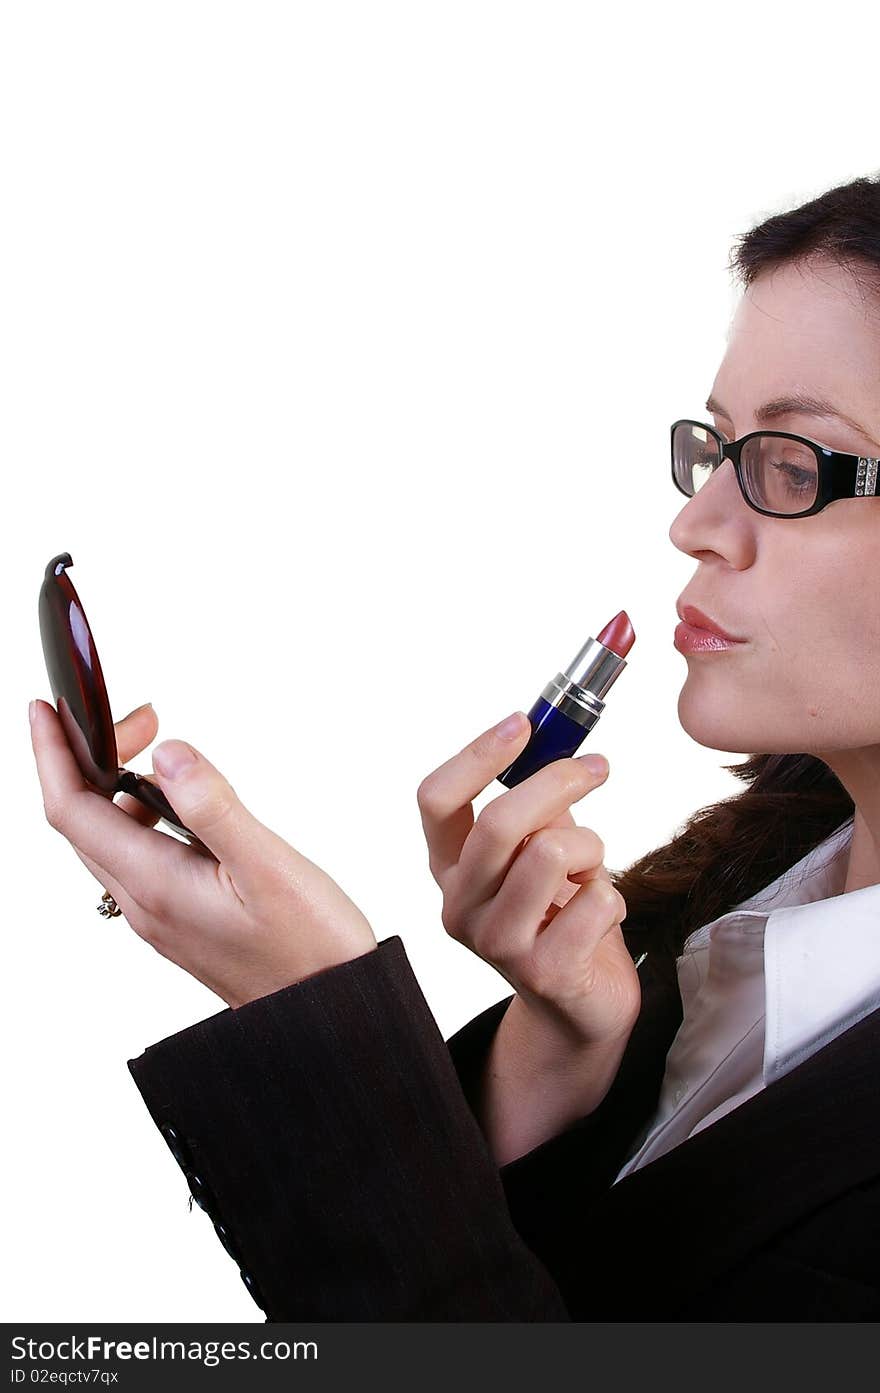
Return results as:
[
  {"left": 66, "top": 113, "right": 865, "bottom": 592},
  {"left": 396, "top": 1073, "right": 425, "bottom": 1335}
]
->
[{"left": 611, "top": 172, "right": 880, "bottom": 972}]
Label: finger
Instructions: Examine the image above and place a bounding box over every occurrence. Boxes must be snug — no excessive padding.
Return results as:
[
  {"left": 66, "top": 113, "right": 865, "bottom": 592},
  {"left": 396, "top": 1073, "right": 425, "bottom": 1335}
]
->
[
  {"left": 113, "top": 702, "right": 163, "bottom": 828},
  {"left": 520, "top": 805, "right": 576, "bottom": 843},
  {"left": 416, "top": 713, "right": 535, "bottom": 883},
  {"left": 451, "top": 754, "right": 609, "bottom": 918},
  {"left": 476, "top": 825, "right": 607, "bottom": 960},
  {"left": 532, "top": 862, "right": 617, "bottom": 936},
  {"left": 517, "top": 809, "right": 581, "bottom": 919},
  {"left": 148, "top": 737, "right": 298, "bottom": 899},
  {"left": 79, "top": 705, "right": 158, "bottom": 807},
  {"left": 114, "top": 703, "right": 159, "bottom": 765},
  {"left": 31, "top": 699, "right": 182, "bottom": 899},
  {"left": 528, "top": 885, "right": 629, "bottom": 1008},
  {"left": 567, "top": 859, "right": 615, "bottom": 885},
  {"left": 114, "top": 789, "right": 163, "bottom": 829}
]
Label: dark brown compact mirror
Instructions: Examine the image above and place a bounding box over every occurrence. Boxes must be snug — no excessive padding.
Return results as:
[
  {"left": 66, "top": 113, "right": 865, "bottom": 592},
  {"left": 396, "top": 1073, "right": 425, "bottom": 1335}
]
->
[{"left": 38, "top": 553, "right": 217, "bottom": 860}]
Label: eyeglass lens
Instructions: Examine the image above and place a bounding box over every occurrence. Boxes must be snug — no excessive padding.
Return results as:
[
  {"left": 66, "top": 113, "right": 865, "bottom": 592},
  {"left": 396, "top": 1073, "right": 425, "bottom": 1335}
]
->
[{"left": 672, "top": 423, "right": 819, "bottom": 515}]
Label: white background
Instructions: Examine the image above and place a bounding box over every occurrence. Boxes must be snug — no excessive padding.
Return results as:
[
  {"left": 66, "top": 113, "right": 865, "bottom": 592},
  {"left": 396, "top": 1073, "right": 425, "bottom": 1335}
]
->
[{"left": 3, "top": 0, "right": 877, "bottom": 1320}]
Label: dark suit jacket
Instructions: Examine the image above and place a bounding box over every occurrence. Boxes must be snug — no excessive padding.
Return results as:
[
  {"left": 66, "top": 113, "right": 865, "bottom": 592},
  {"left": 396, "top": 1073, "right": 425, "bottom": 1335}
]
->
[{"left": 127, "top": 931, "right": 880, "bottom": 1321}]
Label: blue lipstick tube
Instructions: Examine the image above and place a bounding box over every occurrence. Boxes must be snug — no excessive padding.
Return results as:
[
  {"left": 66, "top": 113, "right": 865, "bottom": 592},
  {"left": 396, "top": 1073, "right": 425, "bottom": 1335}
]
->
[{"left": 496, "top": 631, "right": 630, "bottom": 788}]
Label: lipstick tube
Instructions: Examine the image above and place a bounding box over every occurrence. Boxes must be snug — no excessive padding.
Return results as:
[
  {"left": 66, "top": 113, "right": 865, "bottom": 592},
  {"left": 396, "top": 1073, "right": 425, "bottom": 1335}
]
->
[{"left": 497, "top": 611, "right": 634, "bottom": 788}]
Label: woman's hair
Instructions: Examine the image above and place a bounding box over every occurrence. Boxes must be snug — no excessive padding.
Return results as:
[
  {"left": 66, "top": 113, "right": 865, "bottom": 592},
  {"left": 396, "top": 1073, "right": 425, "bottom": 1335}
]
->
[{"left": 611, "top": 171, "right": 880, "bottom": 971}]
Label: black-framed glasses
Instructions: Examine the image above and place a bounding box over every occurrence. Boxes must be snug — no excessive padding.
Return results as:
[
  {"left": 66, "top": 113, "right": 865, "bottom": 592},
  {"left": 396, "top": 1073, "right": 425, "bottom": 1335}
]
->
[{"left": 671, "top": 419, "right": 880, "bottom": 518}]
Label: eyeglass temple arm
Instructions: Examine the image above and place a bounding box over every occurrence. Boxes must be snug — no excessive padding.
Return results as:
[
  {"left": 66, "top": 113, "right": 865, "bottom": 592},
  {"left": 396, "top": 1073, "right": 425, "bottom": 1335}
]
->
[{"left": 855, "top": 458, "right": 879, "bottom": 495}]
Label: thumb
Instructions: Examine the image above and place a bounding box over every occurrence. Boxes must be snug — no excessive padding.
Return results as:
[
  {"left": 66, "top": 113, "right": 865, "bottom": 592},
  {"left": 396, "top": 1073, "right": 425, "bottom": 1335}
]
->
[{"left": 151, "top": 739, "right": 269, "bottom": 877}]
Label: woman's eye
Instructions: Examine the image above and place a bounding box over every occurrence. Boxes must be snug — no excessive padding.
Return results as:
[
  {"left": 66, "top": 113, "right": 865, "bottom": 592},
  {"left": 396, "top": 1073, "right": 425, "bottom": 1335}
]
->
[{"left": 769, "top": 459, "right": 816, "bottom": 492}]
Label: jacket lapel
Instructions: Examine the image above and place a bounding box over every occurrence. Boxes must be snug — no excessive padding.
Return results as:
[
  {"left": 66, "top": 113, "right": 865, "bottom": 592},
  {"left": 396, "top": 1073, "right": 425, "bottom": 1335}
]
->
[
  {"left": 486, "top": 927, "right": 880, "bottom": 1316},
  {"left": 582, "top": 989, "right": 880, "bottom": 1315}
]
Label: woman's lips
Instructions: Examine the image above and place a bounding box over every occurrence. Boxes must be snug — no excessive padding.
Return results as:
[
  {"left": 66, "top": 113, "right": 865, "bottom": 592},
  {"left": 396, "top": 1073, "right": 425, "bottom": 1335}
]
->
[
  {"left": 678, "top": 603, "right": 744, "bottom": 641},
  {"left": 673, "top": 621, "right": 745, "bottom": 654}
]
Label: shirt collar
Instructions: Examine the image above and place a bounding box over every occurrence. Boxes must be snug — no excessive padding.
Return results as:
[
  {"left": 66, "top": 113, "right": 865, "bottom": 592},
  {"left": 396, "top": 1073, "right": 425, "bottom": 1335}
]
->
[
  {"left": 684, "top": 817, "right": 880, "bottom": 1085},
  {"left": 735, "top": 814, "right": 855, "bottom": 914},
  {"left": 762, "top": 815, "right": 880, "bottom": 1082}
]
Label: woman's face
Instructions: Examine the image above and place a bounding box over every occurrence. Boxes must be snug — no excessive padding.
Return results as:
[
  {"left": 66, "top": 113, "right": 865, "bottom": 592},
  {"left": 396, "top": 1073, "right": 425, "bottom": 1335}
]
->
[{"left": 669, "top": 255, "right": 880, "bottom": 760}]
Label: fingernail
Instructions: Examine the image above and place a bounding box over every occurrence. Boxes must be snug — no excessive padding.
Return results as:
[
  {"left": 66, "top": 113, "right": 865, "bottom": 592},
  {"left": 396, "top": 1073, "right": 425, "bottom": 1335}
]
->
[
  {"left": 153, "top": 740, "right": 197, "bottom": 778},
  {"left": 495, "top": 711, "right": 526, "bottom": 740},
  {"left": 29, "top": 700, "right": 37, "bottom": 726},
  {"left": 576, "top": 753, "right": 608, "bottom": 775}
]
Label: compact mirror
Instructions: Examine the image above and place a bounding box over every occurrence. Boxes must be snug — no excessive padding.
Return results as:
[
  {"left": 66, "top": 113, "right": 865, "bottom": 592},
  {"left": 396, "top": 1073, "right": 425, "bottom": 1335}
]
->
[{"left": 38, "top": 553, "right": 217, "bottom": 860}]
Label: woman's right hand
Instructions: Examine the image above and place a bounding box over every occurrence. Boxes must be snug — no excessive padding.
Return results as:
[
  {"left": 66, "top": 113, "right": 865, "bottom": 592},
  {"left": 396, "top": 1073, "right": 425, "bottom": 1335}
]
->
[{"left": 416, "top": 710, "right": 641, "bottom": 1163}]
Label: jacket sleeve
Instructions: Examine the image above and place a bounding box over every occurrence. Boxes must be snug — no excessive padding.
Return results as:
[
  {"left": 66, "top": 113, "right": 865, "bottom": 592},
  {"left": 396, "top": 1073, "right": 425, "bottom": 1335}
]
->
[
  {"left": 444, "top": 939, "right": 685, "bottom": 1318},
  {"left": 127, "top": 934, "right": 572, "bottom": 1322}
]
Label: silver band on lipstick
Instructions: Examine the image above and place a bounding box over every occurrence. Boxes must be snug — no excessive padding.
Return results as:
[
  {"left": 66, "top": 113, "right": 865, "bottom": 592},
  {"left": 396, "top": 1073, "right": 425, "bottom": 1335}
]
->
[{"left": 539, "top": 636, "right": 628, "bottom": 730}]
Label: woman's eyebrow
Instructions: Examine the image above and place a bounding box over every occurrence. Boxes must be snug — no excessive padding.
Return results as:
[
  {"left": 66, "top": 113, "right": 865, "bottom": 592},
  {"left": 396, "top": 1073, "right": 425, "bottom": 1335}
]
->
[{"left": 705, "top": 391, "right": 875, "bottom": 443}]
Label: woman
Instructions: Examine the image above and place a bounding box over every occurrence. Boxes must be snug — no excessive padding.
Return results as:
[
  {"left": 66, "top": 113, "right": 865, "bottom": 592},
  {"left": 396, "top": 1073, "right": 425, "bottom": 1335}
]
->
[{"left": 30, "top": 171, "right": 880, "bottom": 1321}]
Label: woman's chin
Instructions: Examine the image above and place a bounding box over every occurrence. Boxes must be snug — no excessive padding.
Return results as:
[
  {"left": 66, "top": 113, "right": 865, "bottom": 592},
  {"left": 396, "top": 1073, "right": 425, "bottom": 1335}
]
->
[{"left": 676, "top": 687, "right": 770, "bottom": 755}]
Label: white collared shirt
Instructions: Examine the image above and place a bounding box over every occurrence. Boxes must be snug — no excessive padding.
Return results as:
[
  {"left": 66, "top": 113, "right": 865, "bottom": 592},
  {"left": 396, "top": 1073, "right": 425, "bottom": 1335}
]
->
[{"left": 611, "top": 813, "right": 880, "bottom": 1185}]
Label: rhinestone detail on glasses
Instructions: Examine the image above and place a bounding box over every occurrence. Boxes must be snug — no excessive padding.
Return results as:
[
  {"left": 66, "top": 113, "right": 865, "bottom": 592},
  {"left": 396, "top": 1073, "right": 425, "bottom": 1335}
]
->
[{"left": 856, "top": 458, "right": 880, "bottom": 496}]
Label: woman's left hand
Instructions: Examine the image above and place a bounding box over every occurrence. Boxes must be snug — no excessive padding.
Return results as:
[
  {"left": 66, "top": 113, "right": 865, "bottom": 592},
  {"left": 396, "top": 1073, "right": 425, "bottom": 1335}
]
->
[{"left": 29, "top": 699, "right": 377, "bottom": 1007}]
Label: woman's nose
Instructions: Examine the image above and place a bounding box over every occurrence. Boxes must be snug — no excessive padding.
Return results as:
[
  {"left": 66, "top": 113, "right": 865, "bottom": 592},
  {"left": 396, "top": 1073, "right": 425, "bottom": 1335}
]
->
[{"left": 668, "top": 458, "right": 754, "bottom": 558}]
